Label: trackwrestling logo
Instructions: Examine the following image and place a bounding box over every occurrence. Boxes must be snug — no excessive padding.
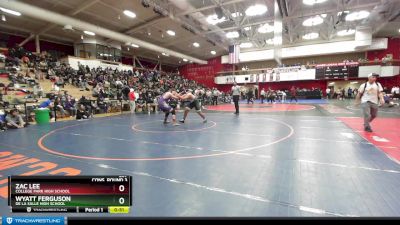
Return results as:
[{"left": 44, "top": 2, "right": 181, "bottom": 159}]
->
[{"left": 2, "top": 217, "right": 65, "bottom": 225}]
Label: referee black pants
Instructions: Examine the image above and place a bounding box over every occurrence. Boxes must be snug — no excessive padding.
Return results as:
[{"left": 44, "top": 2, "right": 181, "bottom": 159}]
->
[
  {"left": 212, "top": 96, "right": 218, "bottom": 105},
  {"left": 233, "top": 95, "right": 239, "bottom": 114}
]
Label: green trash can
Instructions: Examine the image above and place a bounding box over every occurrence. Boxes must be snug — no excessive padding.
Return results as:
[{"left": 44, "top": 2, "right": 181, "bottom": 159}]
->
[{"left": 35, "top": 108, "right": 50, "bottom": 125}]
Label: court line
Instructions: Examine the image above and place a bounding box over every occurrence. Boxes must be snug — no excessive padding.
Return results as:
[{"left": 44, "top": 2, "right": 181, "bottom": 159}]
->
[
  {"left": 0, "top": 142, "right": 356, "bottom": 216},
  {"left": 205, "top": 131, "right": 273, "bottom": 137},
  {"left": 296, "top": 137, "right": 372, "bottom": 145},
  {"left": 298, "top": 159, "right": 400, "bottom": 174},
  {"left": 336, "top": 118, "right": 400, "bottom": 166},
  {"left": 299, "top": 120, "right": 341, "bottom": 123},
  {"left": 132, "top": 120, "right": 217, "bottom": 133},
  {"left": 346, "top": 105, "right": 400, "bottom": 115},
  {"left": 37, "top": 117, "right": 294, "bottom": 161},
  {"left": 142, "top": 141, "right": 204, "bottom": 150},
  {"left": 299, "top": 127, "right": 355, "bottom": 132},
  {"left": 92, "top": 164, "right": 356, "bottom": 217}
]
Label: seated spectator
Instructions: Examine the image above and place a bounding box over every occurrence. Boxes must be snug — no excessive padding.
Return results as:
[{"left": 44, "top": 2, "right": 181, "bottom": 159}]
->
[
  {"left": 96, "top": 95, "right": 108, "bottom": 113},
  {"left": 5, "top": 109, "right": 26, "bottom": 129},
  {"left": 54, "top": 96, "right": 66, "bottom": 117},
  {"left": 146, "top": 93, "right": 157, "bottom": 113},
  {"left": 383, "top": 94, "right": 399, "bottom": 108},
  {"left": 0, "top": 110, "right": 6, "bottom": 131},
  {"left": 33, "top": 84, "right": 44, "bottom": 99},
  {"left": 78, "top": 96, "right": 94, "bottom": 117},
  {"left": 76, "top": 105, "right": 90, "bottom": 120},
  {"left": 136, "top": 95, "right": 146, "bottom": 112},
  {"left": 64, "top": 96, "right": 77, "bottom": 117}
]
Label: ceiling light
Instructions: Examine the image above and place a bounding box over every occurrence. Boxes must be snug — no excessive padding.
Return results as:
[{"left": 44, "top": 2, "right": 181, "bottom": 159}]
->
[
  {"left": 206, "top": 14, "right": 226, "bottom": 25},
  {"left": 0, "top": 7, "right": 21, "bottom": 16},
  {"left": 123, "top": 10, "right": 136, "bottom": 18},
  {"left": 398, "top": 28, "right": 400, "bottom": 33},
  {"left": 131, "top": 44, "right": 139, "bottom": 48},
  {"left": 240, "top": 42, "right": 253, "bottom": 48},
  {"left": 303, "top": 0, "right": 327, "bottom": 5},
  {"left": 210, "top": 50, "right": 216, "bottom": 55},
  {"left": 162, "top": 52, "right": 169, "bottom": 57},
  {"left": 265, "top": 39, "right": 274, "bottom": 45},
  {"left": 166, "top": 30, "right": 176, "bottom": 36},
  {"left": 226, "top": 31, "right": 239, "bottom": 38},
  {"left": 303, "top": 32, "right": 319, "bottom": 40},
  {"left": 183, "top": 58, "right": 188, "bottom": 62},
  {"left": 345, "top": 11, "right": 370, "bottom": 21},
  {"left": 193, "top": 42, "right": 200, "bottom": 47},
  {"left": 1, "top": 15, "right": 5, "bottom": 22},
  {"left": 302, "top": 15, "right": 324, "bottom": 27},
  {"left": 258, "top": 24, "right": 274, "bottom": 33},
  {"left": 231, "top": 12, "right": 243, "bottom": 18},
  {"left": 244, "top": 26, "right": 251, "bottom": 31},
  {"left": 245, "top": 4, "right": 268, "bottom": 16},
  {"left": 83, "top": 31, "right": 95, "bottom": 36},
  {"left": 321, "top": 14, "right": 327, "bottom": 18},
  {"left": 80, "top": 35, "right": 83, "bottom": 40},
  {"left": 337, "top": 29, "right": 355, "bottom": 36}
]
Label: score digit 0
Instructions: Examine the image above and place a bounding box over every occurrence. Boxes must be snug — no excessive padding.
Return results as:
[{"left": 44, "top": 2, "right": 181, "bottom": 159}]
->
[
  {"left": 119, "top": 197, "right": 125, "bottom": 205},
  {"left": 119, "top": 185, "right": 125, "bottom": 192}
]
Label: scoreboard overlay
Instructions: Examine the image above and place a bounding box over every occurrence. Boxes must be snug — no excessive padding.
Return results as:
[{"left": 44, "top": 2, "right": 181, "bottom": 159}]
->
[{"left": 8, "top": 176, "right": 132, "bottom": 214}]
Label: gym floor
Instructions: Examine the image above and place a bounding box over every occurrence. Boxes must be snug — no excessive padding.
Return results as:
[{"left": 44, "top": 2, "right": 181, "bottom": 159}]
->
[{"left": 1, "top": 100, "right": 400, "bottom": 217}]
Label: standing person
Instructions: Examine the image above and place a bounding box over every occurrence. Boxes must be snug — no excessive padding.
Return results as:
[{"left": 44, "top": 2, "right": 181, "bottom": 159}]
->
[
  {"left": 260, "top": 88, "right": 266, "bottom": 104},
  {"left": 355, "top": 73, "right": 384, "bottom": 132},
  {"left": 128, "top": 88, "right": 136, "bottom": 114},
  {"left": 281, "top": 90, "right": 287, "bottom": 103},
  {"left": 247, "top": 89, "right": 254, "bottom": 104},
  {"left": 290, "top": 86, "right": 298, "bottom": 103},
  {"left": 212, "top": 88, "right": 219, "bottom": 105},
  {"left": 326, "top": 87, "right": 331, "bottom": 99},
  {"left": 347, "top": 87, "right": 353, "bottom": 99},
  {"left": 157, "top": 89, "right": 182, "bottom": 126},
  {"left": 232, "top": 82, "right": 240, "bottom": 115},
  {"left": 179, "top": 89, "right": 207, "bottom": 124}
]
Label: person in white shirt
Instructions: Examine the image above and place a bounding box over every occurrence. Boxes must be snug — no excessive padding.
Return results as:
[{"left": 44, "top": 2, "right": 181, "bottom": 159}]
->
[
  {"left": 325, "top": 88, "right": 331, "bottom": 99},
  {"left": 355, "top": 73, "right": 385, "bottom": 132},
  {"left": 260, "top": 88, "right": 266, "bottom": 104},
  {"left": 231, "top": 82, "right": 241, "bottom": 115}
]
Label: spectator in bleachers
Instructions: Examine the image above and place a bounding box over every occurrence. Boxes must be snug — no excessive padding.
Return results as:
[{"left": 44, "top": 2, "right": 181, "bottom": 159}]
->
[
  {"left": 33, "top": 84, "right": 43, "bottom": 99},
  {"left": 136, "top": 94, "right": 146, "bottom": 113},
  {"left": 64, "top": 96, "right": 77, "bottom": 117},
  {"left": 96, "top": 95, "right": 108, "bottom": 114},
  {"left": 76, "top": 104, "right": 90, "bottom": 120},
  {"left": 0, "top": 110, "right": 6, "bottom": 131},
  {"left": 5, "top": 109, "right": 26, "bottom": 129}
]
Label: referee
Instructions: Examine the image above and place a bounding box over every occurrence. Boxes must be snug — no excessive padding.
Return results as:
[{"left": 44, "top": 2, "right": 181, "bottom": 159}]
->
[{"left": 232, "top": 82, "right": 240, "bottom": 115}]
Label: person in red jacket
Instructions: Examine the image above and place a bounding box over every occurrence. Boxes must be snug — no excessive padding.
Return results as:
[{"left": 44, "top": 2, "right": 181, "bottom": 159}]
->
[{"left": 128, "top": 88, "right": 136, "bottom": 113}]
